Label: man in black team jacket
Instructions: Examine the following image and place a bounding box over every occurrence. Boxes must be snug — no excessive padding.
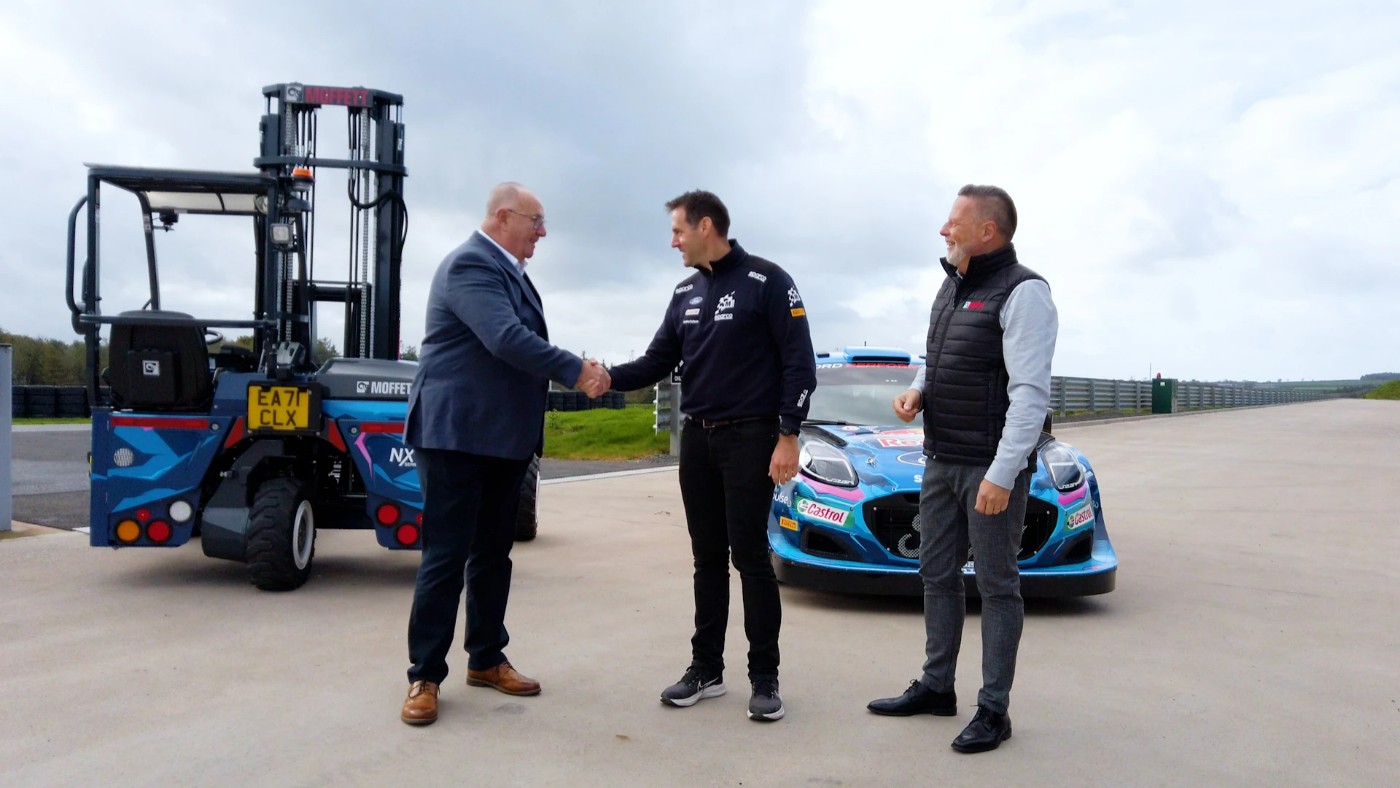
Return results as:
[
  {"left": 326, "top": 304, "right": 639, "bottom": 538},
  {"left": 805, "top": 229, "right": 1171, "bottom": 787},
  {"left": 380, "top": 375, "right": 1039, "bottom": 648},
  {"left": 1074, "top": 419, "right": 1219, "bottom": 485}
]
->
[{"left": 607, "top": 190, "right": 816, "bottom": 723}]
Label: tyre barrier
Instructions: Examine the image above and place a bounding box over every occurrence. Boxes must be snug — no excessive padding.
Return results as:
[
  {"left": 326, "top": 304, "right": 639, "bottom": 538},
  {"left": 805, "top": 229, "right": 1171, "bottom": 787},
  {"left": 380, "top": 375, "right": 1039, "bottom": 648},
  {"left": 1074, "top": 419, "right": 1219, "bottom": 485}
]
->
[
  {"left": 24, "top": 386, "right": 58, "bottom": 418},
  {"left": 544, "top": 389, "right": 627, "bottom": 411},
  {"left": 9, "top": 385, "right": 95, "bottom": 418},
  {"left": 58, "top": 386, "right": 88, "bottom": 418}
]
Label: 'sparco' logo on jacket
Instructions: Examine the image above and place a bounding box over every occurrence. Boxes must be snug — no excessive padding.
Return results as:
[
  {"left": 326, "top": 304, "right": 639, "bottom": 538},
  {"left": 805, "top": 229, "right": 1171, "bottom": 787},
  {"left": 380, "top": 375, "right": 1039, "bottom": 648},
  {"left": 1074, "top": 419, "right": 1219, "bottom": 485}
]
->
[{"left": 714, "top": 292, "right": 736, "bottom": 321}]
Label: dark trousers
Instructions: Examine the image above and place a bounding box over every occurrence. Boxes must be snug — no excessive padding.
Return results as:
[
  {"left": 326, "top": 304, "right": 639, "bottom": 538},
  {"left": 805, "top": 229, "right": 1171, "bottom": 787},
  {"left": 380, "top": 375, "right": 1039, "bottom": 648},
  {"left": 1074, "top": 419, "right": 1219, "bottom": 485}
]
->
[
  {"left": 407, "top": 447, "right": 529, "bottom": 685},
  {"left": 677, "top": 418, "right": 782, "bottom": 682},
  {"left": 918, "top": 460, "right": 1030, "bottom": 714}
]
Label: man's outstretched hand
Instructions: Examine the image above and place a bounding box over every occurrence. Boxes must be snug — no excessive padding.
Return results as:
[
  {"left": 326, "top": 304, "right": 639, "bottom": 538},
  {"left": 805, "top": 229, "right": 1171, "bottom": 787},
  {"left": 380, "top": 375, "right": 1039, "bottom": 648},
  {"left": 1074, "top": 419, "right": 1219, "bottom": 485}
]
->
[{"left": 576, "top": 358, "right": 611, "bottom": 398}]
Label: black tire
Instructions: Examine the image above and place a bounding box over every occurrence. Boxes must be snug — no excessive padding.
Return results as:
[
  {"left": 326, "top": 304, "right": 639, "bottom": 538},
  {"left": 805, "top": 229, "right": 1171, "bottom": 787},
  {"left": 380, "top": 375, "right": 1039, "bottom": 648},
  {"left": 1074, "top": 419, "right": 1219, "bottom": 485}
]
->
[
  {"left": 246, "top": 478, "right": 316, "bottom": 591},
  {"left": 514, "top": 456, "right": 540, "bottom": 542}
]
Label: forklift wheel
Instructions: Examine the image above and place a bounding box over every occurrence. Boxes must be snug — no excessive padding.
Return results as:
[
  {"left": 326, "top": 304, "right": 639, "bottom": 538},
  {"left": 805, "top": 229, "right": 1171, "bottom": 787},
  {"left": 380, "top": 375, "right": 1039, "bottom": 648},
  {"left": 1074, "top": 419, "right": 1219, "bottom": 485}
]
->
[{"left": 247, "top": 478, "right": 316, "bottom": 591}]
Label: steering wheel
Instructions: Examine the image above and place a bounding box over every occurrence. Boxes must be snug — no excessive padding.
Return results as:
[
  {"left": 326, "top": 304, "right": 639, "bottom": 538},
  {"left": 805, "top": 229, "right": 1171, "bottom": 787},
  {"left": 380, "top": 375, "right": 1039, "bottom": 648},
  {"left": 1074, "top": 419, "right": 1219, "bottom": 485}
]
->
[{"left": 204, "top": 328, "right": 225, "bottom": 346}]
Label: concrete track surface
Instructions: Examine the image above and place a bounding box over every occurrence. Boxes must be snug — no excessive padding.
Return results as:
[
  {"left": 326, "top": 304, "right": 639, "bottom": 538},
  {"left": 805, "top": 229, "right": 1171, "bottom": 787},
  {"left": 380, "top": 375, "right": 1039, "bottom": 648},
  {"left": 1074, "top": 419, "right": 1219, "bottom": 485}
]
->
[{"left": 2, "top": 400, "right": 1397, "bottom": 786}]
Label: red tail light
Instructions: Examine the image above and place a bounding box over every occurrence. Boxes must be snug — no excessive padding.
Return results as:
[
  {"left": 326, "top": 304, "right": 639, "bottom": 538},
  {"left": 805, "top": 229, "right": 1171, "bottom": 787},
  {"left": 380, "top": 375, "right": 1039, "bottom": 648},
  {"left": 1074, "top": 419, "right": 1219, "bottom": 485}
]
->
[{"left": 147, "top": 521, "right": 172, "bottom": 543}]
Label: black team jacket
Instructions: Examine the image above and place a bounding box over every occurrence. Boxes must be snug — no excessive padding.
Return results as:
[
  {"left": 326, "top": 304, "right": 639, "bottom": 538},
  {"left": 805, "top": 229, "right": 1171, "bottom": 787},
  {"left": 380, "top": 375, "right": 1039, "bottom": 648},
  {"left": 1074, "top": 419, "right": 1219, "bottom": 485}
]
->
[{"left": 607, "top": 241, "right": 817, "bottom": 433}]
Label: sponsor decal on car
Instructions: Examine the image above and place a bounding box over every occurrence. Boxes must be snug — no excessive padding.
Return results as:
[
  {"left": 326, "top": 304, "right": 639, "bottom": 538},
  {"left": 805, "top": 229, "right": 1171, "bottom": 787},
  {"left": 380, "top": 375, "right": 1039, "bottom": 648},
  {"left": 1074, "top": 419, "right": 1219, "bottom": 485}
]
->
[
  {"left": 897, "top": 451, "right": 926, "bottom": 466},
  {"left": 1064, "top": 503, "right": 1095, "bottom": 530},
  {"left": 779, "top": 516, "right": 798, "bottom": 531},
  {"left": 878, "top": 435, "right": 923, "bottom": 448},
  {"left": 795, "top": 497, "right": 849, "bottom": 527}
]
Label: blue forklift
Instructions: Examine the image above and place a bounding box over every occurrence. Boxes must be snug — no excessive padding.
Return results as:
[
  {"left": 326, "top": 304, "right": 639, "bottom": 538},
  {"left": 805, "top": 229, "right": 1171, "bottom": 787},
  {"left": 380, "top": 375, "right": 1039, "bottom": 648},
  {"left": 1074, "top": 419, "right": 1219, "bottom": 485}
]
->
[{"left": 64, "top": 83, "right": 539, "bottom": 590}]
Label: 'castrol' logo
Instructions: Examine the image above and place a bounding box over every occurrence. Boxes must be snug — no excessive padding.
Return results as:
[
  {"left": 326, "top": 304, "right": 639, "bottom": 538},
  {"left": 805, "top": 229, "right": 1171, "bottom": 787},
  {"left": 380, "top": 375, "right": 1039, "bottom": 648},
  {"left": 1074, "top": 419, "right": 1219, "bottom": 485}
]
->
[{"left": 795, "top": 497, "right": 849, "bottom": 527}]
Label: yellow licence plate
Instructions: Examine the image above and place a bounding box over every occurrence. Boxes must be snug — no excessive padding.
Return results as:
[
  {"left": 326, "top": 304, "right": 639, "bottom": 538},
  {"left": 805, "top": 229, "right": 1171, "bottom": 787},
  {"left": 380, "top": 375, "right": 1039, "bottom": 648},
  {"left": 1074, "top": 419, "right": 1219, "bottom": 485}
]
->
[{"left": 247, "top": 384, "right": 316, "bottom": 432}]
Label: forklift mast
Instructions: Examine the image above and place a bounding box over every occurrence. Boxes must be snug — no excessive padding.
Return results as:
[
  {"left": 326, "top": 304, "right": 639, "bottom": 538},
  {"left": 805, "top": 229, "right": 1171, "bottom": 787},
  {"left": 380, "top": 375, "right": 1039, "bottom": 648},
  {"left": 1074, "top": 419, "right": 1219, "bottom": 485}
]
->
[{"left": 254, "top": 83, "right": 407, "bottom": 364}]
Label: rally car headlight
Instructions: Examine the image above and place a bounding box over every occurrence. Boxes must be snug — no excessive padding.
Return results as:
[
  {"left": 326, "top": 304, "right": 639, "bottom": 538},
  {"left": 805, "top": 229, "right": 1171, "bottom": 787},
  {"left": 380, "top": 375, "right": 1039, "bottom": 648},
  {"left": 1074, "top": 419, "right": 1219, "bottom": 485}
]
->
[
  {"left": 799, "top": 441, "right": 858, "bottom": 487},
  {"left": 1039, "top": 441, "right": 1085, "bottom": 491}
]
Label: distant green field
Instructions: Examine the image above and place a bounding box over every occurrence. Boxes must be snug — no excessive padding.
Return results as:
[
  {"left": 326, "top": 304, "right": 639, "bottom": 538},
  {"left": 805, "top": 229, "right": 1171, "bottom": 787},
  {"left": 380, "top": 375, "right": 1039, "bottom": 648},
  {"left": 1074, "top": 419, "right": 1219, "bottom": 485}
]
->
[
  {"left": 11, "top": 411, "right": 667, "bottom": 460},
  {"left": 543, "top": 404, "right": 669, "bottom": 460},
  {"left": 1363, "top": 381, "right": 1400, "bottom": 400}
]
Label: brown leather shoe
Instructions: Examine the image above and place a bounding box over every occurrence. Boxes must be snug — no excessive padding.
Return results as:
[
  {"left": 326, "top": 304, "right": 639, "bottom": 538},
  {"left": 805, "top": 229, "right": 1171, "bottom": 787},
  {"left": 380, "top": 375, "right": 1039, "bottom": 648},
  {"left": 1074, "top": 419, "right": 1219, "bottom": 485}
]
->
[
  {"left": 401, "top": 680, "right": 439, "bottom": 725},
  {"left": 466, "top": 661, "right": 541, "bottom": 696}
]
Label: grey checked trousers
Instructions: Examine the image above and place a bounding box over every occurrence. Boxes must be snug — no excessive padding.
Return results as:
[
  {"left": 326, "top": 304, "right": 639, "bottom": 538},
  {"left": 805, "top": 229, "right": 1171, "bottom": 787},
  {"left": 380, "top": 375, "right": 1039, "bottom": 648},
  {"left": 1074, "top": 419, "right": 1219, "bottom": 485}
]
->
[{"left": 917, "top": 459, "right": 1030, "bottom": 715}]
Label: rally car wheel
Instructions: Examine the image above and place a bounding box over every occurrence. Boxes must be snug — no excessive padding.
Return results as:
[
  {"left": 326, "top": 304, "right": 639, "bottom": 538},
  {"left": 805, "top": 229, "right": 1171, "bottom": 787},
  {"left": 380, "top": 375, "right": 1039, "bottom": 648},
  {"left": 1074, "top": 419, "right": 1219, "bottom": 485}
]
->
[
  {"left": 247, "top": 478, "right": 316, "bottom": 591},
  {"left": 514, "top": 457, "right": 541, "bottom": 542}
]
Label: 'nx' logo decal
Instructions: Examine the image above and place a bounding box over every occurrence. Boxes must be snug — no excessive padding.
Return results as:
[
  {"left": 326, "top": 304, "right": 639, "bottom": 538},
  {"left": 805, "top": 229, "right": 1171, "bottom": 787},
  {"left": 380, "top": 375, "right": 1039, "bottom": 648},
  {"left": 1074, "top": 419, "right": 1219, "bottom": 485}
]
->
[{"left": 389, "top": 447, "right": 416, "bottom": 468}]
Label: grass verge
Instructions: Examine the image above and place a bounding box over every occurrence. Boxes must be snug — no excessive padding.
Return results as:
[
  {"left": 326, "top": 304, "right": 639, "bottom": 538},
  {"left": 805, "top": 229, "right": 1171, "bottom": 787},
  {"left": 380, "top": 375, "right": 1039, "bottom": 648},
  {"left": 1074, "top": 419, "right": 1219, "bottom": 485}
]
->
[
  {"left": 1363, "top": 381, "right": 1400, "bottom": 400},
  {"left": 544, "top": 404, "right": 669, "bottom": 460}
]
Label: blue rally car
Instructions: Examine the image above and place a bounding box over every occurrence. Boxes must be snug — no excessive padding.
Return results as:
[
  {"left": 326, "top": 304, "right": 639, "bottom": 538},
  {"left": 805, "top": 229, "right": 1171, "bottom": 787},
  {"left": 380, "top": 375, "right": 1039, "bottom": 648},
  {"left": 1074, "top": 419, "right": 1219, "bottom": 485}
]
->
[{"left": 769, "top": 347, "right": 1117, "bottom": 597}]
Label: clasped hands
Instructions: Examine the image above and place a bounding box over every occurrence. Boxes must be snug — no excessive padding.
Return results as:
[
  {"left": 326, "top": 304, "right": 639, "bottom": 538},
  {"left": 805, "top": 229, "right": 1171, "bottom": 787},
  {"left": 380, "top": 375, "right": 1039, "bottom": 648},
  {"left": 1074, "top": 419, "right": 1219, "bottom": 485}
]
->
[{"left": 576, "top": 358, "right": 611, "bottom": 398}]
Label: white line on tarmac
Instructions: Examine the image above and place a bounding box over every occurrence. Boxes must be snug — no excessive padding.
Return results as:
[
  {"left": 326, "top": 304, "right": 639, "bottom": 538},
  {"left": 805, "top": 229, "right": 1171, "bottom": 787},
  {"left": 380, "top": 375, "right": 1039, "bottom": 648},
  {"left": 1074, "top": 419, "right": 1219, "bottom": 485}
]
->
[{"left": 543, "top": 465, "right": 678, "bottom": 485}]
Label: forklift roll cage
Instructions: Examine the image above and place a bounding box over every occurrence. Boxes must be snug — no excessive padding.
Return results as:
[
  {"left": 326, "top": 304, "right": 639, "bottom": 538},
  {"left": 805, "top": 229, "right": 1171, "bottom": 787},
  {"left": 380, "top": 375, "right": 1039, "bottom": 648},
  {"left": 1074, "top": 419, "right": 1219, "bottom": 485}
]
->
[{"left": 65, "top": 82, "right": 407, "bottom": 405}]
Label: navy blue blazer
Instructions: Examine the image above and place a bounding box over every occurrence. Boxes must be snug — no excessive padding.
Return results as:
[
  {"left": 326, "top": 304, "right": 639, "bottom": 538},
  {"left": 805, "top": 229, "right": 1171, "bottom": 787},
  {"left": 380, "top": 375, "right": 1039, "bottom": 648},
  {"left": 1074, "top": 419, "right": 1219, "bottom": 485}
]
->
[{"left": 405, "top": 231, "right": 583, "bottom": 460}]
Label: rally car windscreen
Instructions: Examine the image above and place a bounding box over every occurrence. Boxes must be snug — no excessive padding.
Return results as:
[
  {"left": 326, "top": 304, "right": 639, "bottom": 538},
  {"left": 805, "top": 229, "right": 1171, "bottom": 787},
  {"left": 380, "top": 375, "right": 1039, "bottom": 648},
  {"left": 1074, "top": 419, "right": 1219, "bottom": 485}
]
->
[{"left": 808, "top": 365, "right": 924, "bottom": 428}]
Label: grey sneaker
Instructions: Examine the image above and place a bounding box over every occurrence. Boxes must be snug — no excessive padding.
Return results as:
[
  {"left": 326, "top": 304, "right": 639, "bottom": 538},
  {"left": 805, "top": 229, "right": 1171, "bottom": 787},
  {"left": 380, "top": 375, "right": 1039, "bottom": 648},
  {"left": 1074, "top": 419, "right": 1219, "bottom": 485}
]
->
[
  {"left": 748, "top": 679, "right": 785, "bottom": 721},
  {"left": 661, "top": 667, "right": 726, "bottom": 707}
]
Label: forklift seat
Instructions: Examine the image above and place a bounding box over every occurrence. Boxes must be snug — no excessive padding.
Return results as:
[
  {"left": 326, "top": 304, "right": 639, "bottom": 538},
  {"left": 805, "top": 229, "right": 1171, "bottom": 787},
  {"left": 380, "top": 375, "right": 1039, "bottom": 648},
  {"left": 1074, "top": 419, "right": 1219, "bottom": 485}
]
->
[{"left": 105, "top": 310, "right": 212, "bottom": 410}]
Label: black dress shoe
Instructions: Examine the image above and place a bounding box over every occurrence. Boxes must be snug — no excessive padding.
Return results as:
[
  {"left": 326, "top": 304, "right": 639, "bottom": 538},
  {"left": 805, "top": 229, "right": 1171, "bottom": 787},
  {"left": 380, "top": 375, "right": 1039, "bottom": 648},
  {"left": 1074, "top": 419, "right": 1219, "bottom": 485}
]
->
[
  {"left": 952, "top": 706, "right": 1012, "bottom": 753},
  {"left": 867, "top": 680, "right": 957, "bottom": 716}
]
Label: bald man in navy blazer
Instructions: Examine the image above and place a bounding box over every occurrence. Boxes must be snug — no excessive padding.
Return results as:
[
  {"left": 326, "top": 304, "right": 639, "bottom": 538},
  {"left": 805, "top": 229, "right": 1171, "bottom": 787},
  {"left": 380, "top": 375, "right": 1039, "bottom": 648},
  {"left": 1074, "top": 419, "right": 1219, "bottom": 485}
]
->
[{"left": 400, "top": 182, "right": 610, "bottom": 725}]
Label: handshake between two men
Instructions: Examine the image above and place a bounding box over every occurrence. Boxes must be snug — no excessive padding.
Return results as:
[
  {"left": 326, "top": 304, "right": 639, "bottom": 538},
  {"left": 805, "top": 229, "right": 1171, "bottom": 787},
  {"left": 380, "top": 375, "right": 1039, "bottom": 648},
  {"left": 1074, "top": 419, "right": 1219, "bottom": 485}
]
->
[{"left": 575, "top": 357, "right": 611, "bottom": 399}]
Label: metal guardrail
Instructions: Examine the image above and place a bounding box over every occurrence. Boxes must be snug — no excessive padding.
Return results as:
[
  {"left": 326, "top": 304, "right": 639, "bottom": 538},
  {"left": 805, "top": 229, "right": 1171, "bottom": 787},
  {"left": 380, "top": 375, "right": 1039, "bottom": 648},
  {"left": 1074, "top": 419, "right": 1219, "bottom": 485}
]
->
[
  {"left": 2, "top": 344, "right": 12, "bottom": 531},
  {"left": 1051, "top": 376, "right": 1347, "bottom": 415},
  {"left": 651, "top": 375, "right": 1355, "bottom": 452},
  {"left": 654, "top": 378, "right": 681, "bottom": 456}
]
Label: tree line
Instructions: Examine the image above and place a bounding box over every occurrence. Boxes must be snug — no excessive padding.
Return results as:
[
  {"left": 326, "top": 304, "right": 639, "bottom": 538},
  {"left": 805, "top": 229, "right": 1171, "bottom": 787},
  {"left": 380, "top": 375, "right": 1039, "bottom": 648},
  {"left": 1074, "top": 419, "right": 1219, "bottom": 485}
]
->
[
  {"left": 1, "top": 329, "right": 97, "bottom": 385},
  {"left": 3, "top": 329, "right": 417, "bottom": 385}
]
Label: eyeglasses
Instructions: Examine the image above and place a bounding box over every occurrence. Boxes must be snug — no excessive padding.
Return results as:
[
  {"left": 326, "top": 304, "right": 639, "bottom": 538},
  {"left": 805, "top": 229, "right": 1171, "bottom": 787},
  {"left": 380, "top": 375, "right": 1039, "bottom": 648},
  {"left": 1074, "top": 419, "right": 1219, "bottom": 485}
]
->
[{"left": 506, "top": 209, "right": 546, "bottom": 230}]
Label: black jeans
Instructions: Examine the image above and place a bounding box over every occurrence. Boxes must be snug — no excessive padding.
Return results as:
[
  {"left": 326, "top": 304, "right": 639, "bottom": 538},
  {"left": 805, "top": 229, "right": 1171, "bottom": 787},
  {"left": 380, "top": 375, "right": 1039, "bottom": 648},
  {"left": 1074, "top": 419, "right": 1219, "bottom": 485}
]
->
[
  {"left": 677, "top": 418, "right": 782, "bottom": 682},
  {"left": 407, "top": 448, "right": 529, "bottom": 685}
]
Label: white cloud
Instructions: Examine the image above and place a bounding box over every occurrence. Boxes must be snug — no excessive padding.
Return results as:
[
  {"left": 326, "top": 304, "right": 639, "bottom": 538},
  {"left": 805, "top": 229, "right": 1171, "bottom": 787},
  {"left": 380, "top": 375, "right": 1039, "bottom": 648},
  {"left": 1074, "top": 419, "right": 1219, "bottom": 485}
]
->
[{"left": 2, "top": 0, "right": 1397, "bottom": 384}]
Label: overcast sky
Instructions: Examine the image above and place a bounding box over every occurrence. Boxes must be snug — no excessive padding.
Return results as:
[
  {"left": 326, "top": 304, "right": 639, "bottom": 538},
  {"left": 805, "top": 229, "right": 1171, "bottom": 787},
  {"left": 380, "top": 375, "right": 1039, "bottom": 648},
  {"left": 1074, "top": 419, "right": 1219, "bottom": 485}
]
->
[{"left": 2, "top": 0, "right": 1396, "bottom": 382}]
